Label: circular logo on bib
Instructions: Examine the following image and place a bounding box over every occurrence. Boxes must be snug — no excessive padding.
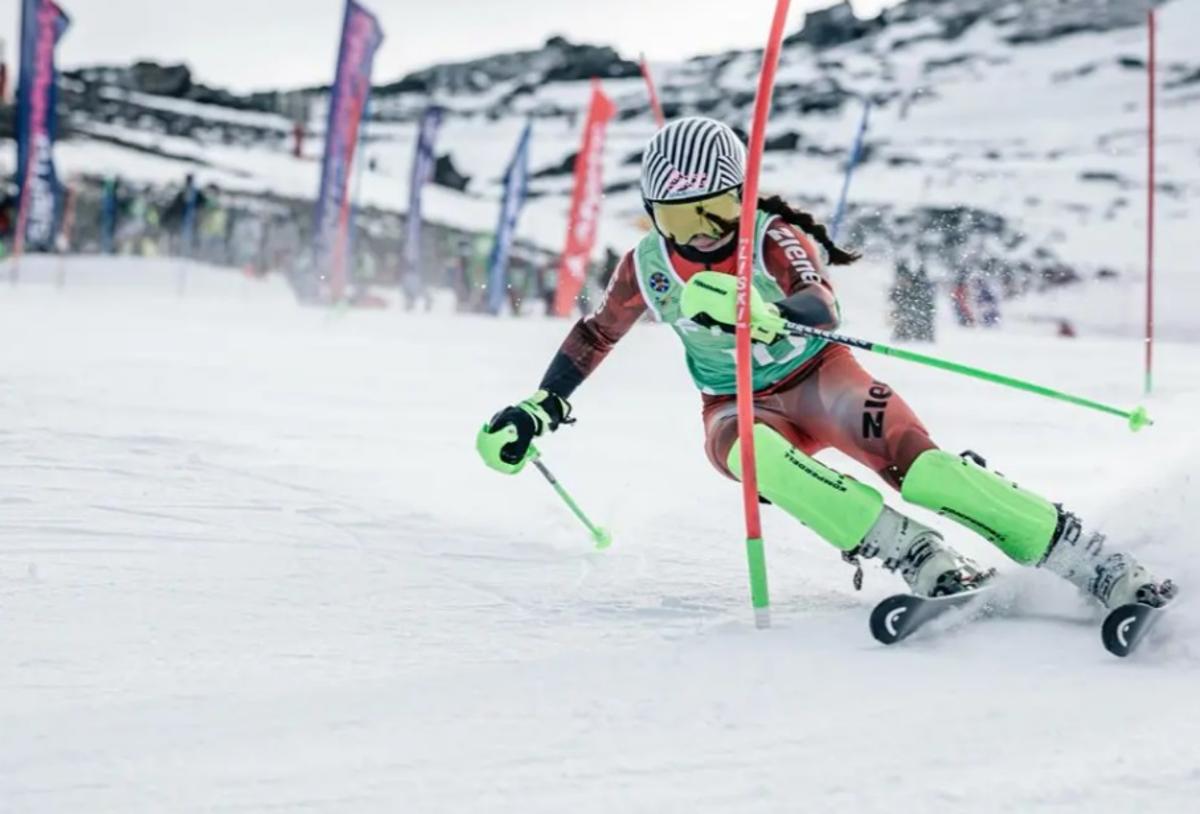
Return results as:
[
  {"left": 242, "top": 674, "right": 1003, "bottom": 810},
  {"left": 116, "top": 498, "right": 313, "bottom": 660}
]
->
[{"left": 649, "top": 272, "right": 670, "bottom": 294}]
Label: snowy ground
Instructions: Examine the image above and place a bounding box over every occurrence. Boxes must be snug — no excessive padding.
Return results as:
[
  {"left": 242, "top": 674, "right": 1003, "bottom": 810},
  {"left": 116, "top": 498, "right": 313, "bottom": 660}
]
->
[{"left": 2, "top": 258, "right": 1199, "bottom": 812}]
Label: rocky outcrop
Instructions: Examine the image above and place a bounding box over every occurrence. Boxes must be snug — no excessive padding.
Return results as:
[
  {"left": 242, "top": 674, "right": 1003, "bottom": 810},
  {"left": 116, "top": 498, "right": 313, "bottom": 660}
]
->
[
  {"left": 377, "top": 36, "right": 639, "bottom": 97},
  {"left": 785, "top": 1, "right": 885, "bottom": 49}
]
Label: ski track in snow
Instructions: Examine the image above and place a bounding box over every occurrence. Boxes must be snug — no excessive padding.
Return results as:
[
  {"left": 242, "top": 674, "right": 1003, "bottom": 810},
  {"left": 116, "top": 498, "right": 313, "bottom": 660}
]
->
[{"left": 1, "top": 259, "right": 1199, "bottom": 812}]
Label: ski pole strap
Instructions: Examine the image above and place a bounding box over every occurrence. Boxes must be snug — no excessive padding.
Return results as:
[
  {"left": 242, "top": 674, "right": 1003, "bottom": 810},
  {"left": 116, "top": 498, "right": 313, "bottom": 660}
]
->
[
  {"left": 780, "top": 320, "right": 1153, "bottom": 432},
  {"left": 529, "top": 450, "right": 612, "bottom": 549}
]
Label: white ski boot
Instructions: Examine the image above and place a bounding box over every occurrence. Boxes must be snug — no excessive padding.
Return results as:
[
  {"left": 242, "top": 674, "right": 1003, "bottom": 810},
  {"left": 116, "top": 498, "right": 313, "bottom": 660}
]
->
[
  {"left": 1040, "top": 509, "right": 1176, "bottom": 610},
  {"left": 850, "top": 506, "right": 994, "bottom": 597}
]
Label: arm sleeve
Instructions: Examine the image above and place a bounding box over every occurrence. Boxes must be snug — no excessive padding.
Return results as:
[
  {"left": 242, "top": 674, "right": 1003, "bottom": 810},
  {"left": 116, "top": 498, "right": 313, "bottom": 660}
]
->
[
  {"left": 539, "top": 251, "right": 648, "bottom": 398},
  {"left": 760, "top": 218, "right": 841, "bottom": 330}
]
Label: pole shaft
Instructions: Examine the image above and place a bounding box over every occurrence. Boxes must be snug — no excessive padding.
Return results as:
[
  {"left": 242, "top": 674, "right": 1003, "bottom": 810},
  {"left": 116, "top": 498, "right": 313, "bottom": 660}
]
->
[
  {"left": 883, "top": 345, "right": 1128, "bottom": 420},
  {"left": 782, "top": 319, "right": 1141, "bottom": 423},
  {"left": 1145, "top": 8, "right": 1156, "bottom": 396},
  {"left": 530, "top": 457, "right": 600, "bottom": 536}
]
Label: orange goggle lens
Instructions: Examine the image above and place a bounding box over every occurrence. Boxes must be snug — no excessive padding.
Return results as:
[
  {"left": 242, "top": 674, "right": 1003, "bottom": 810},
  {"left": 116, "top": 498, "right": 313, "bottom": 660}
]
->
[{"left": 650, "top": 191, "right": 742, "bottom": 244}]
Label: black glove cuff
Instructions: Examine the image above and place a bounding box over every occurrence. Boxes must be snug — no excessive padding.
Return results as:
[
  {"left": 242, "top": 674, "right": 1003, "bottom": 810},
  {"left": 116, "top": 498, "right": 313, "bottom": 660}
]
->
[{"left": 539, "top": 391, "right": 574, "bottom": 431}]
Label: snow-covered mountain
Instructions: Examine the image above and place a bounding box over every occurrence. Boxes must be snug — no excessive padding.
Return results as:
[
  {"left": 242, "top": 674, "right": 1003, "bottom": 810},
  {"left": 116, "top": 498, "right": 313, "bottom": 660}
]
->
[{"left": 5, "top": 0, "right": 1198, "bottom": 335}]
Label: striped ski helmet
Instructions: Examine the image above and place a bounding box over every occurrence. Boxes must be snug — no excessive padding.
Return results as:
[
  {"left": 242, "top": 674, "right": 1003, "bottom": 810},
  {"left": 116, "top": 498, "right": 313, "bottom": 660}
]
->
[{"left": 640, "top": 117, "right": 747, "bottom": 204}]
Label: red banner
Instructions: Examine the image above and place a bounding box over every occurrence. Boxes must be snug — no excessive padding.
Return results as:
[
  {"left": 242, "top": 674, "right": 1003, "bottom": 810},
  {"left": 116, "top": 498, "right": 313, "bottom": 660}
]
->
[
  {"left": 640, "top": 55, "right": 665, "bottom": 127},
  {"left": 553, "top": 80, "right": 616, "bottom": 316}
]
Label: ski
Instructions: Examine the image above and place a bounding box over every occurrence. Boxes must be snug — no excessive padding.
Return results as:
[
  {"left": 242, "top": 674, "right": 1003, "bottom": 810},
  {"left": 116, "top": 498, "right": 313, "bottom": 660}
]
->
[
  {"left": 870, "top": 586, "right": 996, "bottom": 646},
  {"left": 1101, "top": 603, "right": 1165, "bottom": 658}
]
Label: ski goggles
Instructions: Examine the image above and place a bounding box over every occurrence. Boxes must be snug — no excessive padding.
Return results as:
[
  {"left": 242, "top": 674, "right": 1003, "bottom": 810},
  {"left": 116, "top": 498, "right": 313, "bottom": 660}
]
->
[{"left": 649, "top": 189, "right": 742, "bottom": 244}]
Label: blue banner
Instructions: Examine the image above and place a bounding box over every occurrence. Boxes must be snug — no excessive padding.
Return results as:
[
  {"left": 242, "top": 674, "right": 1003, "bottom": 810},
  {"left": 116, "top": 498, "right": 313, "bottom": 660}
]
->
[
  {"left": 485, "top": 121, "right": 533, "bottom": 314},
  {"left": 831, "top": 98, "right": 871, "bottom": 242},
  {"left": 311, "top": 0, "right": 384, "bottom": 302},
  {"left": 402, "top": 106, "right": 444, "bottom": 294},
  {"left": 15, "top": 0, "right": 70, "bottom": 253}
]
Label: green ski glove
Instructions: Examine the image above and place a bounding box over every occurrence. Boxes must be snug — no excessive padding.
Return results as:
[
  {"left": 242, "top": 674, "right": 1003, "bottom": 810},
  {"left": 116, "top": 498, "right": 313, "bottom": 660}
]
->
[
  {"left": 680, "top": 270, "right": 787, "bottom": 344},
  {"left": 476, "top": 390, "right": 574, "bottom": 475}
]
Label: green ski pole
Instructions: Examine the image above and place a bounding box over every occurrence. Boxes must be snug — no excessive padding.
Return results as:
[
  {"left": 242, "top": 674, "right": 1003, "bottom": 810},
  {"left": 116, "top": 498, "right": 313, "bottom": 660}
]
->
[
  {"left": 529, "top": 448, "right": 612, "bottom": 550},
  {"left": 780, "top": 320, "right": 1153, "bottom": 432}
]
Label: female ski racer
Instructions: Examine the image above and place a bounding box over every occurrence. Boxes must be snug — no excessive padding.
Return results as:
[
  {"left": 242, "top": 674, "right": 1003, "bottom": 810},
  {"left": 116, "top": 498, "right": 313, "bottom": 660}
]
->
[{"left": 476, "top": 116, "right": 1174, "bottom": 610}]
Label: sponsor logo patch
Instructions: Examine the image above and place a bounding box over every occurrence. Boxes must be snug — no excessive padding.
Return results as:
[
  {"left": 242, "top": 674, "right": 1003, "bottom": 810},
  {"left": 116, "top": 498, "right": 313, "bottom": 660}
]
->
[
  {"left": 862, "top": 382, "right": 893, "bottom": 440},
  {"left": 664, "top": 170, "right": 710, "bottom": 195},
  {"left": 767, "top": 227, "right": 822, "bottom": 286}
]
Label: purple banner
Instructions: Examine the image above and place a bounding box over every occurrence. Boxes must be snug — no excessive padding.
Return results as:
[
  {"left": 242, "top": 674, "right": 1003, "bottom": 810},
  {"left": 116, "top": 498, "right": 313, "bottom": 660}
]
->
[
  {"left": 311, "top": 0, "right": 384, "bottom": 303},
  {"left": 15, "top": 0, "right": 71, "bottom": 254},
  {"left": 485, "top": 120, "right": 532, "bottom": 314},
  {"left": 402, "top": 106, "right": 443, "bottom": 297}
]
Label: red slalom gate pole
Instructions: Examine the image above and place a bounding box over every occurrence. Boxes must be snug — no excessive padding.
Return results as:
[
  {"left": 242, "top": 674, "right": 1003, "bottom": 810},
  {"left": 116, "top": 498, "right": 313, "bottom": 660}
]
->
[
  {"left": 735, "top": 0, "right": 791, "bottom": 629},
  {"left": 1145, "top": 8, "right": 1156, "bottom": 396},
  {"left": 639, "top": 54, "right": 666, "bottom": 127}
]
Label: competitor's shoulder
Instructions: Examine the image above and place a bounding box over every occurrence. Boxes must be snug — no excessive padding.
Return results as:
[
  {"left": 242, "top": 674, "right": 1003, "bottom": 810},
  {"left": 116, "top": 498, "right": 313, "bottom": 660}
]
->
[
  {"left": 590, "top": 245, "right": 647, "bottom": 317},
  {"left": 759, "top": 215, "right": 824, "bottom": 285},
  {"left": 608, "top": 247, "right": 639, "bottom": 285},
  {"left": 760, "top": 214, "right": 821, "bottom": 263}
]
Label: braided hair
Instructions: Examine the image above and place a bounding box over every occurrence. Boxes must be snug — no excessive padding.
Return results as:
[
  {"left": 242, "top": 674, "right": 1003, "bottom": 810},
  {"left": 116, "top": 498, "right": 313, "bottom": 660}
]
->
[{"left": 758, "top": 195, "right": 861, "bottom": 266}]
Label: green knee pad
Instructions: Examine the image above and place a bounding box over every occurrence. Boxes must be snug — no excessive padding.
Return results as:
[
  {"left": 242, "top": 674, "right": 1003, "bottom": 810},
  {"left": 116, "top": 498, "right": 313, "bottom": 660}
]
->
[
  {"left": 900, "top": 450, "right": 1058, "bottom": 564},
  {"left": 728, "top": 426, "right": 884, "bottom": 551}
]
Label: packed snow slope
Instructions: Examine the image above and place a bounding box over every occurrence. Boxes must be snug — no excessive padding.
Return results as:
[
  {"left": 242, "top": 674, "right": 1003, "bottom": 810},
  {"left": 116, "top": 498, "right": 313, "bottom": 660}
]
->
[{"left": 2, "top": 259, "right": 1199, "bottom": 813}]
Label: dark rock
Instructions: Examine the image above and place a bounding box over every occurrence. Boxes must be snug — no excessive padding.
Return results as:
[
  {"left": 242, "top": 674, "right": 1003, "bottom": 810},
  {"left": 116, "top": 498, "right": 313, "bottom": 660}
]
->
[
  {"left": 130, "top": 61, "right": 192, "bottom": 97},
  {"left": 602, "top": 179, "right": 640, "bottom": 195},
  {"left": 1052, "top": 62, "right": 1098, "bottom": 82},
  {"left": 1080, "top": 170, "right": 1123, "bottom": 184},
  {"left": 389, "top": 75, "right": 431, "bottom": 94},
  {"left": 532, "top": 151, "right": 579, "bottom": 179},
  {"left": 785, "top": 1, "right": 885, "bottom": 50},
  {"left": 940, "top": 11, "right": 985, "bottom": 41},
  {"left": 1005, "top": 1, "right": 1153, "bottom": 47},
  {"left": 542, "top": 45, "right": 639, "bottom": 82},
  {"left": 380, "top": 36, "right": 639, "bottom": 97},
  {"left": 924, "top": 54, "right": 973, "bottom": 73},
  {"left": 764, "top": 132, "right": 802, "bottom": 152},
  {"left": 1166, "top": 67, "right": 1200, "bottom": 89},
  {"left": 432, "top": 154, "right": 471, "bottom": 192}
]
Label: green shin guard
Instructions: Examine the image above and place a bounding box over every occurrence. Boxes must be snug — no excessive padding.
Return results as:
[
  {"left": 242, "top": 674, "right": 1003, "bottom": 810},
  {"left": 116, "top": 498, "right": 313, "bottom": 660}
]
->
[
  {"left": 900, "top": 450, "right": 1058, "bottom": 564},
  {"left": 728, "top": 426, "right": 884, "bottom": 551}
]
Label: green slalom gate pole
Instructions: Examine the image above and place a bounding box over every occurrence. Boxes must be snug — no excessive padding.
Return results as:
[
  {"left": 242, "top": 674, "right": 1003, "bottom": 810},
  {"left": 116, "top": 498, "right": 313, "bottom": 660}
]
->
[
  {"left": 780, "top": 320, "right": 1153, "bottom": 432},
  {"left": 529, "top": 448, "right": 612, "bottom": 550}
]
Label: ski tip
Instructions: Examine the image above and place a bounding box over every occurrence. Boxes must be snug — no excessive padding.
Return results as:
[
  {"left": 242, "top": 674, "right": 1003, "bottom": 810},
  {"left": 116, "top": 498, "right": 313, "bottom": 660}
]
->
[
  {"left": 1101, "top": 603, "right": 1160, "bottom": 658},
  {"left": 870, "top": 594, "right": 917, "bottom": 645}
]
